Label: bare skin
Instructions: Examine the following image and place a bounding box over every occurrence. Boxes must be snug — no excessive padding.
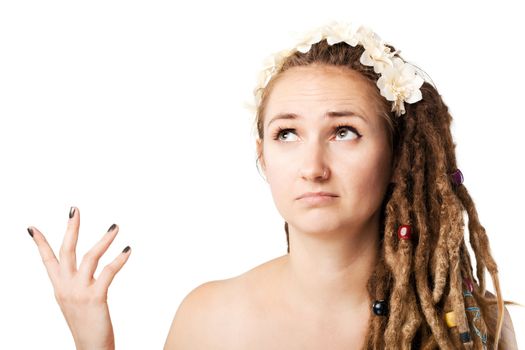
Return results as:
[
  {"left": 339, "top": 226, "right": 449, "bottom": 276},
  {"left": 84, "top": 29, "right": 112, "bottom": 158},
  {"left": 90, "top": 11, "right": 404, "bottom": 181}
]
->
[{"left": 172, "top": 255, "right": 373, "bottom": 350}]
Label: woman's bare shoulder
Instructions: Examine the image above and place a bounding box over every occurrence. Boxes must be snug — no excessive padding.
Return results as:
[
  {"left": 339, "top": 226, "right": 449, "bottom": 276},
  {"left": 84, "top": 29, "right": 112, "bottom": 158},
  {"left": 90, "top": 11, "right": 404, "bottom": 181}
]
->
[
  {"left": 484, "top": 290, "right": 519, "bottom": 350},
  {"left": 163, "top": 255, "right": 286, "bottom": 350},
  {"left": 163, "top": 278, "right": 248, "bottom": 349}
]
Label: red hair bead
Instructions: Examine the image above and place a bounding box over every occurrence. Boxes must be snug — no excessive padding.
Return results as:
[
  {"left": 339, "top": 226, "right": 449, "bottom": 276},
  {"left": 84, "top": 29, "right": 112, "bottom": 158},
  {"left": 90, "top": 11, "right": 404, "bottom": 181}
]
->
[
  {"left": 463, "top": 277, "right": 474, "bottom": 293},
  {"left": 397, "top": 225, "right": 412, "bottom": 240}
]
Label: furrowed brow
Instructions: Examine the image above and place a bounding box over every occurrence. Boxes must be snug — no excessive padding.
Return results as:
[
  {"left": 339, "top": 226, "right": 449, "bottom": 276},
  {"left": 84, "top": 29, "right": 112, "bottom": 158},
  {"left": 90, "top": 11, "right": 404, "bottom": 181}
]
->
[{"left": 267, "top": 110, "right": 367, "bottom": 127}]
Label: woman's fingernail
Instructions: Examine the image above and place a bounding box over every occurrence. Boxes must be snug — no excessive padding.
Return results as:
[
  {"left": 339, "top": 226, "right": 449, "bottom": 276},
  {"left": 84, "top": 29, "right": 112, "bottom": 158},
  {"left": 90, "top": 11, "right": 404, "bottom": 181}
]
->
[
  {"left": 107, "top": 223, "right": 117, "bottom": 232},
  {"left": 27, "top": 227, "right": 34, "bottom": 238},
  {"left": 69, "top": 207, "right": 76, "bottom": 219},
  {"left": 122, "top": 246, "right": 131, "bottom": 254}
]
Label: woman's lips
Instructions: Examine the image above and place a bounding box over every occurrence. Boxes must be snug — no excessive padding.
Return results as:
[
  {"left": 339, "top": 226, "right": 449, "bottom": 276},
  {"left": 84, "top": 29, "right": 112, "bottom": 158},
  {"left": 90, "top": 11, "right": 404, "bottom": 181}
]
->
[
  {"left": 297, "top": 193, "right": 338, "bottom": 205},
  {"left": 296, "top": 191, "right": 338, "bottom": 199}
]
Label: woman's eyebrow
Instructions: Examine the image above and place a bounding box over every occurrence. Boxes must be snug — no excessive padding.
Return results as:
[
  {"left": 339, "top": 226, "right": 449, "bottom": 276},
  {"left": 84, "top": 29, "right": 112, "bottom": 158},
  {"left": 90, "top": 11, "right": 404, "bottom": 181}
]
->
[{"left": 267, "top": 110, "right": 367, "bottom": 127}]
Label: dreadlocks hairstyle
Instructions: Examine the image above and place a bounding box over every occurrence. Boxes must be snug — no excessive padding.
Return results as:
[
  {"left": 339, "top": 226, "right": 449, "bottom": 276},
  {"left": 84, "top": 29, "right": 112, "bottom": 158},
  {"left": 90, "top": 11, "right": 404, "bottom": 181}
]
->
[{"left": 254, "top": 39, "right": 507, "bottom": 349}]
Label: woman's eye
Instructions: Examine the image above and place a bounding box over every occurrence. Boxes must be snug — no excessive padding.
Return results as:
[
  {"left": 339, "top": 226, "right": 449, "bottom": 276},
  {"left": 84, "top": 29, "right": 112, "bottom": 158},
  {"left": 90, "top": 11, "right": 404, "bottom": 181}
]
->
[
  {"left": 273, "top": 125, "right": 361, "bottom": 142},
  {"left": 275, "top": 129, "right": 298, "bottom": 141},
  {"left": 335, "top": 126, "right": 360, "bottom": 140}
]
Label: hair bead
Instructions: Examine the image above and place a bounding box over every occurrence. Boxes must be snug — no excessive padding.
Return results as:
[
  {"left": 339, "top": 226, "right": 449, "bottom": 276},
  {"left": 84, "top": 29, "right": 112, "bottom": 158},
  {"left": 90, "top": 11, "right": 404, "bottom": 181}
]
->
[
  {"left": 445, "top": 311, "right": 457, "bottom": 328},
  {"left": 459, "top": 331, "right": 472, "bottom": 343},
  {"left": 372, "top": 300, "right": 388, "bottom": 316},
  {"left": 450, "top": 169, "right": 464, "bottom": 186},
  {"left": 463, "top": 277, "right": 474, "bottom": 293},
  {"left": 397, "top": 225, "right": 412, "bottom": 240}
]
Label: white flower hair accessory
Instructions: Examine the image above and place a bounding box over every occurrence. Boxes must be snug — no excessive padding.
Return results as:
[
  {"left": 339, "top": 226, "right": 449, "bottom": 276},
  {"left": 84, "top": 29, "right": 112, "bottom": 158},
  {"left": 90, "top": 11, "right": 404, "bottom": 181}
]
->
[{"left": 252, "top": 21, "right": 426, "bottom": 117}]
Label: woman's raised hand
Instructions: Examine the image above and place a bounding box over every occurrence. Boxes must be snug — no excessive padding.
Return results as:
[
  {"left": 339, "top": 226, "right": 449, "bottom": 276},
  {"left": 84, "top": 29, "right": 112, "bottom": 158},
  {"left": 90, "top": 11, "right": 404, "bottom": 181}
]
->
[{"left": 27, "top": 206, "right": 131, "bottom": 350}]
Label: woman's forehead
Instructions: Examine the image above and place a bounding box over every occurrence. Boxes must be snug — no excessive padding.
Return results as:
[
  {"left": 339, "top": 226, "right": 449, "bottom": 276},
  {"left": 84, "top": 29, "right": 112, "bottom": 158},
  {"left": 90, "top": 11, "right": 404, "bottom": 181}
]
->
[{"left": 264, "top": 65, "right": 384, "bottom": 126}]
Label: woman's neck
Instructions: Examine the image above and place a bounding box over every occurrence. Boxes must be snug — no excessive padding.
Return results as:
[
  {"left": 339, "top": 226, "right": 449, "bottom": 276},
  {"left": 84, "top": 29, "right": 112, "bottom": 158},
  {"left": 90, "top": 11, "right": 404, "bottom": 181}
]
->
[{"left": 279, "top": 212, "right": 381, "bottom": 315}]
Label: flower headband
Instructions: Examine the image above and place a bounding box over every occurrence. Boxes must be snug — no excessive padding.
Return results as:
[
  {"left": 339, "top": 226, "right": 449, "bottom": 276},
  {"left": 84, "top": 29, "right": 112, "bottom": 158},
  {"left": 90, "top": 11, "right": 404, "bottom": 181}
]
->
[{"left": 252, "top": 21, "right": 427, "bottom": 117}]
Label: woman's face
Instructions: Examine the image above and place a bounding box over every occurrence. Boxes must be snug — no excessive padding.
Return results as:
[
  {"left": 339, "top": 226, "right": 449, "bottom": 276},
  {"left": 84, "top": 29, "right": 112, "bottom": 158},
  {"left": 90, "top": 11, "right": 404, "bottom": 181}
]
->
[{"left": 257, "top": 64, "right": 393, "bottom": 236}]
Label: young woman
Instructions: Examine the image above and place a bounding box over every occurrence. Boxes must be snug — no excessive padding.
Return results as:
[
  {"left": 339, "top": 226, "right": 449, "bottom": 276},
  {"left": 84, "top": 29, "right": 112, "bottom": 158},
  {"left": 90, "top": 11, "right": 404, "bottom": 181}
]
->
[{"left": 27, "top": 21, "right": 518, "bottom": 349}]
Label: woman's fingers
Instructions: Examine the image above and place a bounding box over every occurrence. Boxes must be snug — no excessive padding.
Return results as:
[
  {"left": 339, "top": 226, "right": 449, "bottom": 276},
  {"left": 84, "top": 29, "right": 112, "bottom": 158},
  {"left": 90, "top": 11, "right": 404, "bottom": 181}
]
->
[
  {"left": 96, "top": 246, "right": 131, "bottom": 294},
  {"left": 28, "top": 226, "right": 60, "bottom": 286},
  {"left": 78, "top": 223, "right": 120, "bottom": 283},
  {"left": 59, "top": 206, "right": 80, "bottom": 275}
]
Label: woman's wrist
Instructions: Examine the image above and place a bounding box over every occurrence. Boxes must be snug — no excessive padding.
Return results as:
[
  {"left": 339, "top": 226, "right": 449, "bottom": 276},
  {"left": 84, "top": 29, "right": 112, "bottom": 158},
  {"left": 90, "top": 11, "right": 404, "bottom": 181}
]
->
[{"left": 75, "top": 338, "right": 115, "bottom": 350}]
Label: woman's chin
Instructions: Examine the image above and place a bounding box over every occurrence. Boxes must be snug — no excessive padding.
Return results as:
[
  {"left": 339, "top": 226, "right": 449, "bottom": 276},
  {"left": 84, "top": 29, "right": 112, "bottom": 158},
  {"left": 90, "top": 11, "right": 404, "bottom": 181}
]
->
[{"left": 288, "top": 220, "right": 345, "bottom": 236}]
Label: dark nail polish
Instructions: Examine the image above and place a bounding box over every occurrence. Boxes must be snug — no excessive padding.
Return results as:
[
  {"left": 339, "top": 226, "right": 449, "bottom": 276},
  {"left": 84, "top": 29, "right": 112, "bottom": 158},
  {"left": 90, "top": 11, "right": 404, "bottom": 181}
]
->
[
  {"left": 107, "top": 223, "right": 117, "bottom": 232},
  {"left": 69, "top": 207, "right": 76, "bottom": 219},
  {"left": 27, "top": 227, "right": 34, "bottom": 238},
  {"left": 122, "top": 246, "right": 131, "bottom": 253}
]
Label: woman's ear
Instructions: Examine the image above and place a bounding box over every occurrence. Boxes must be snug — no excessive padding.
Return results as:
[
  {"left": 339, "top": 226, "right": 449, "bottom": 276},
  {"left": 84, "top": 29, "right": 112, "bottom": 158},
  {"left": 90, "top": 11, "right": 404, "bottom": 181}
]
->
[
  {"left": 256, "top": 138, "right": 266, "bottom": 171},
  {"left": 389, "top": 149, "right": 399, "bottom": 185},
  {"left": 256, "top": 138, "right": 268, "bottom": 182}
]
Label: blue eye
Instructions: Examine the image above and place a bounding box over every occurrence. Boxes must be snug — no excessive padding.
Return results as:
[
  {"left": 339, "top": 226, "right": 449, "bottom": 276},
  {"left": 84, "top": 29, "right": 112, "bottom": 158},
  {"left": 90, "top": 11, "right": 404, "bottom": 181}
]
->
[{"left": 272, "top": 124, "right": 361, "bottom": 142}]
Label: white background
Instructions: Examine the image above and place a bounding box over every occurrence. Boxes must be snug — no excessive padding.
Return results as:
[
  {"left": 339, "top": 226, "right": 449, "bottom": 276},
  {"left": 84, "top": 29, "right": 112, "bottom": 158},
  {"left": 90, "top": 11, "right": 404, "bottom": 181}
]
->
[{"left": 1, "top": 0, "right": 523, "bottom": 348}]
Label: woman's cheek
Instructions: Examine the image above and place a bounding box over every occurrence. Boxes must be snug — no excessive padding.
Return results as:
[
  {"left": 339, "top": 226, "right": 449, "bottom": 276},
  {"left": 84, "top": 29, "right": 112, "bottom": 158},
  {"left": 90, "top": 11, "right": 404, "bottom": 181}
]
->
[{"left": 345, "top": 151, "right": 389, "bottom": 201}]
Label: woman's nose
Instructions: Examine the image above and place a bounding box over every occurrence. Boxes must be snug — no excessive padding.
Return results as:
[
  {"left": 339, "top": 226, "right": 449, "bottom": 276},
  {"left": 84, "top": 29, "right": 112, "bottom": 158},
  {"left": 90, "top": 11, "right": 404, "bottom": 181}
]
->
[{"left": 299, "top": 140, "right": 330, "bottom": 182}]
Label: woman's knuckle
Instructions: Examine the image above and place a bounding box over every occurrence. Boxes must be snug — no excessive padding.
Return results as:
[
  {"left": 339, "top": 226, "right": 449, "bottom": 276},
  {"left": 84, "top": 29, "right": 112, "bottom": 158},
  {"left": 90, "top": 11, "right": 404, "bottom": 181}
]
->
[
  {"left": 54, "top": 290, "right": 65, "bottom": 302},
  {"left": 59, "top": 246, "right": 72, "bottom": 256},
  {"left": 81, "top": 251, "right": 97, "bottom": 264},
  {"left": 103, "top": 264, "right": 117, "bottom": 275},
  {"left": 41, "top": 255, "right": 57, "bottom": 266},
  {"left": 55, "top": 290, "right": 75, "bottom": 303},
  {"left": 92, "top": 289, "right": 108, "bottom": 302}
]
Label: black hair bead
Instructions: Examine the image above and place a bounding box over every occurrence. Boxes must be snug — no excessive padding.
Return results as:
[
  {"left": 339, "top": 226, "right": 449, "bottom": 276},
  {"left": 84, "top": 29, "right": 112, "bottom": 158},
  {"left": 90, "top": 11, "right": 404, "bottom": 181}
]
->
[
  {"left": 372, "top": 300, "right": 388, "bottom": 316},
  {"left": 459, "top": 331, "right": 472, "bottom": 343}
]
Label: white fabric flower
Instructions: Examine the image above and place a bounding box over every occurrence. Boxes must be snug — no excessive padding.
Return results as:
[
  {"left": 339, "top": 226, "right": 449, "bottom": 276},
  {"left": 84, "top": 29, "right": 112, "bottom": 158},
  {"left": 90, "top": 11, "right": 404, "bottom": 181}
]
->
[
  {"left": 294, "top": 29, "right": 325, "bottom": 53},
  {"left": 377, "top": 57, "right": 425, "bottom": 116},
  {"left": 257, "top": 48, "right": 293, "bottom": 89},
  {"left": 323, "top": 21, "right": 359, "bottom": 46},
  {"left": 358, "top": 26, "right": 397, "bottom": 74}
]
